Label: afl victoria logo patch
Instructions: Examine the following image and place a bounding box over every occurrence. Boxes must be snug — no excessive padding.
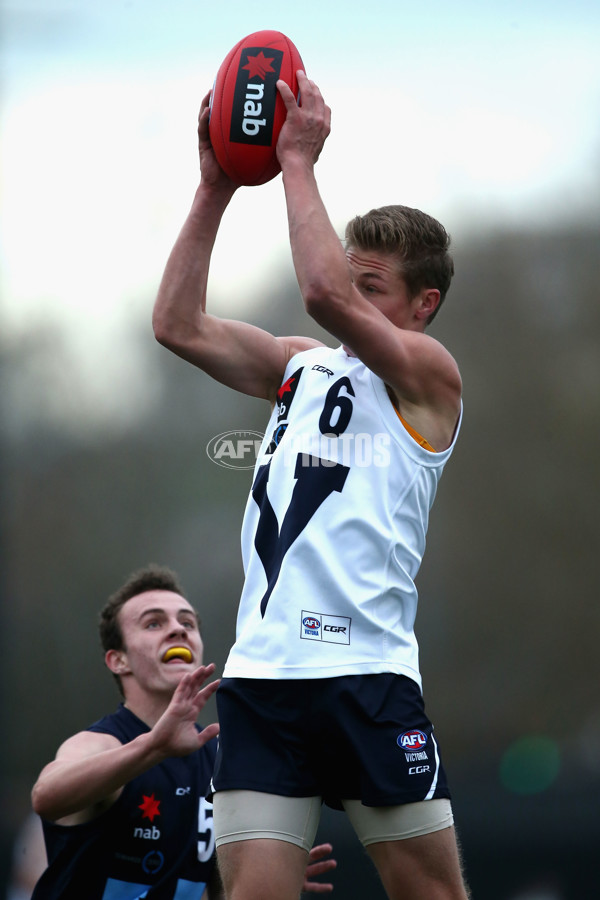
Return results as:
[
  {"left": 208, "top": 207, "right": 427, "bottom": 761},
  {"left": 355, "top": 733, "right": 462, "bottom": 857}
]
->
[{"left": 397, "top": 730, "right": 428, "bottom": 751}]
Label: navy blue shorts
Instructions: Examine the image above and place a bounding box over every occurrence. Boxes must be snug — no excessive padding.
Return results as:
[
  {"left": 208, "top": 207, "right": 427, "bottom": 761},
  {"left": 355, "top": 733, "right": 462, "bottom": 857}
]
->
[{"left": 212, "top": 673, "right": 451, "bottom": 811}]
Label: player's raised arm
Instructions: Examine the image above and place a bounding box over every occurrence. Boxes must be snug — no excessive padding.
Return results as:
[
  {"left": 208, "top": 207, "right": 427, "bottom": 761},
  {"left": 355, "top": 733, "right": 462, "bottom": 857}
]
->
[
  {"left": 153, "top": 92, "right": 319, "bottom": 403},
  {"left": 276, "top": 73, "right": 461, "bottom": 449},
  {"left": 32, "top": 666, "right": 220, "bottom": 825}
]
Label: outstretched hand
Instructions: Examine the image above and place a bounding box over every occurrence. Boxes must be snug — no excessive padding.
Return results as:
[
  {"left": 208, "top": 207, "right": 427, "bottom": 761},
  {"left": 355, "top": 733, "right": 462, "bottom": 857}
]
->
[
  {"left": 302, "top": 842, "right": 337, "bottom": 894},
  {"left": 151, "top": 665, "right": 220, "bottom": 758}
]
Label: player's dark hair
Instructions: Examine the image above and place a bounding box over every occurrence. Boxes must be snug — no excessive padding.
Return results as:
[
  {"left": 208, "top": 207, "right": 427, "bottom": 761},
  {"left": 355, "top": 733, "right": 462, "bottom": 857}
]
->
[
  {"left": 344, "top": 205, "right": 454, "bottom": 323},
  {"left": 99, "top": 564, "right": 192, "bottom": 695}
]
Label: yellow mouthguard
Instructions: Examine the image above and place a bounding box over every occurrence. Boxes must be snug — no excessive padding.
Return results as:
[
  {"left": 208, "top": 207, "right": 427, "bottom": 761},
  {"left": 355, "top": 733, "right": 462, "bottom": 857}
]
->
[{"left": 163, "top": 647, "right": 193, "bottom": 663}]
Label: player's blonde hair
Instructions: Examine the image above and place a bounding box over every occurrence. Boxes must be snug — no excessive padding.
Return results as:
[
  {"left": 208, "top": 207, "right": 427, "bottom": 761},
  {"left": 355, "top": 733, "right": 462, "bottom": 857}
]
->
[{"left": 344, "top": 205, "right": 454, "bottom": 323}]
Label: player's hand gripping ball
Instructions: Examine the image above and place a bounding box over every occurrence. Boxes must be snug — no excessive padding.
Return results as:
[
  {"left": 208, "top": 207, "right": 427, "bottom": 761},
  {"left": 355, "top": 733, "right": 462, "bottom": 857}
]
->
[{"left": 209, "top": 30, "right": 304, "bottom": 186}]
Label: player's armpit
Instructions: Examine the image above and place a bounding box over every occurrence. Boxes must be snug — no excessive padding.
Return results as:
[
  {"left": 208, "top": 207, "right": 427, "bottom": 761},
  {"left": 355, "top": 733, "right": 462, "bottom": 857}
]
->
[{"left": 158, "top": 315, "right": 323, "bottom": 402}]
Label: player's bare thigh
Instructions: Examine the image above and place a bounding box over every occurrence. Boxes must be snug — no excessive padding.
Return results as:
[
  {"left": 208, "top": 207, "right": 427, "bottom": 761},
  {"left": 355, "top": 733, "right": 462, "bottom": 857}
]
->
[
  {"left": 217, "top": 838, "right": 309, "bottom": 900},
  {"left": 213, "top": 790, "right": 321, "bottom": 900},
  {"left": 367, "top": 826, "right": 470, "bottom": 900},
  {"left": 343, "top": 798, "right": 469, "bottom": 899}
]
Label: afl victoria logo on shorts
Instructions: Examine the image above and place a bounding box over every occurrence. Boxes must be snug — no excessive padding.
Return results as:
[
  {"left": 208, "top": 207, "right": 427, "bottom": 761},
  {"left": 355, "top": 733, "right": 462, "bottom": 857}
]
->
[{"left": 398, "top": 729, "right": 429, "bottom": 762}]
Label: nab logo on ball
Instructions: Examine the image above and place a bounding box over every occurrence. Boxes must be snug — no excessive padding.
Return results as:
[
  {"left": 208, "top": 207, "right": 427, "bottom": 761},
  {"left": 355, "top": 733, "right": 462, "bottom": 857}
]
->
[
  {"left": 230, "top": 47, "right": 283, "bottom": 146},
  {"left": 397, "top": 730, "right": 428, "bottom": 751},
  {"left": 209, "top": 30, "right": 304, "bottom": 185}
]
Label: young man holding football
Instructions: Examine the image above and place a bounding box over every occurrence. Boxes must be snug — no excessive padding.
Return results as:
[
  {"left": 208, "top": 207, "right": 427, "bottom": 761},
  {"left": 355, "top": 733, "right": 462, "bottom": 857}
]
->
[{"left": 153, "top": 72, "right": 469, "bottom": 900}]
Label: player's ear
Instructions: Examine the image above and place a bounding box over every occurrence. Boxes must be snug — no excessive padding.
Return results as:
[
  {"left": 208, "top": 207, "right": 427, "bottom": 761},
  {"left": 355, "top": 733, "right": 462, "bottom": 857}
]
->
[
  {"left": 415, "top": 289, "right": 440, "bottom": 321},
  {"left": 105, "top": 649, "right": 130, "bottom": 676}
]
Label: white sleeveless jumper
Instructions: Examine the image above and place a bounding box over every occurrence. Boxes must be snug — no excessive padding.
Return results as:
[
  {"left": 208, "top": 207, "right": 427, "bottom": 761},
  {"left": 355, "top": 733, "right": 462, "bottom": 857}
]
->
[{"left": 222, "top": 345, "right": 462, "bottom": 688}]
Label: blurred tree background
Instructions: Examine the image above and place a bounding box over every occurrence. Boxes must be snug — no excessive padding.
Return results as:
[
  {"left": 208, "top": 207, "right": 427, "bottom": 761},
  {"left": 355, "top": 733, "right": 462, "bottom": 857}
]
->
[{"left": 2, "top": 215, "right": 600, "bottom": 899}]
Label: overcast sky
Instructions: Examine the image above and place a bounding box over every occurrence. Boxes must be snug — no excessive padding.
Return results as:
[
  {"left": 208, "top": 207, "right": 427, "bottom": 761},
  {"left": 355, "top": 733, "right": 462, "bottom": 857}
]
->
[{"left": 2, "top": 0, "right": 599, "bottom": 360}]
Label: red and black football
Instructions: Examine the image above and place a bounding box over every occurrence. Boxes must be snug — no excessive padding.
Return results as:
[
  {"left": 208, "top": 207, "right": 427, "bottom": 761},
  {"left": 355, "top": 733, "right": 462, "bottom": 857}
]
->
[{"left": 209, "top": 30, "right": 304, "bottom": 186}]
